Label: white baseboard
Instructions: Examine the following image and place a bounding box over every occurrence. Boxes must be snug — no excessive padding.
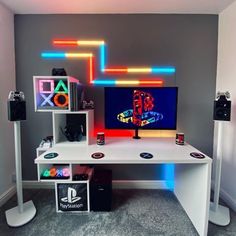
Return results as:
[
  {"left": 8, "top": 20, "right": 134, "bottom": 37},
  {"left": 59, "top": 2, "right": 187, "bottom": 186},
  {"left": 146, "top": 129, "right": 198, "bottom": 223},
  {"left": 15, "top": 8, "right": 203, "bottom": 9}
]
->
[
  {"left": 112, "top": 180, "right": 169, "bottom": 189},
  {"left": 23, "top": 181, "right": 54, "bottom": 189},
  {"left": 23, "top": 180, "right": 169, "bottom": 190},
  {"left": 211, "top": 180, "right": 236, "bottom": 212},
  {"left": 0, "top": 181, "right": 168, "bottom": 207},
  {"left": 6, "top": 180, "right": 235, "bottom": 212},
  {"left": 0, "top": 185, "right": 16, "bottom": 207}
]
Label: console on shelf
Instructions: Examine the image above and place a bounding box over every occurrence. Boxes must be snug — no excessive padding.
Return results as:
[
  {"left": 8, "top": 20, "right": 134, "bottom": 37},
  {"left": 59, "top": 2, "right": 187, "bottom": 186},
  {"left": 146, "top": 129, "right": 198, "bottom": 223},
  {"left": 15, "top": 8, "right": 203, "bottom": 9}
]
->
[{"left": 36, "top": 147, "right": 51, "bottom": 157}]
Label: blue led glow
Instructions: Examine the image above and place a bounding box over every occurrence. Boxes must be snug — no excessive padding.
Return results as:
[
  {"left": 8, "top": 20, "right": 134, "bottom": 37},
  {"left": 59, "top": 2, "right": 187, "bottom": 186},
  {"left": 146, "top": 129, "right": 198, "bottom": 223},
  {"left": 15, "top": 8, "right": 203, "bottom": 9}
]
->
[
  {"left": 164, "top": 164, "right": 175, "bottom": 190},
  {"left": 92, "top": 79, "right": 116, "bottom": 85},
  {"left": 151, "top": 67, "right": 176, "bottom": 74},
  {"left": 100, "top": 44, "right": 106, "bottom": 71},
  {"left": 41, "top": 52, "right": 66, "bottom": 58}
]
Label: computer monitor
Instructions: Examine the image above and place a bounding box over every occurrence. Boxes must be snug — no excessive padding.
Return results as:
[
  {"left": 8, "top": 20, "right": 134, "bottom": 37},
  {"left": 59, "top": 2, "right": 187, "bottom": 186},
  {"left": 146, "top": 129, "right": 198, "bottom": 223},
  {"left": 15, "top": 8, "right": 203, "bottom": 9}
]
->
[{"left": 105, "top": 87, "right": 178, "bottom": 138}]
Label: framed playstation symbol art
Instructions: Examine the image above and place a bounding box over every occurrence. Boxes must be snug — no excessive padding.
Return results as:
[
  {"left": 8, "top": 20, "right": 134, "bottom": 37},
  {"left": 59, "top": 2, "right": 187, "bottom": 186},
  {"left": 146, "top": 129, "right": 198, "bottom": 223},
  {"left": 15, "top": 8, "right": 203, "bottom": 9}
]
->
[{"left": 55, "top": 181, "right": 90, "bottom": 212}]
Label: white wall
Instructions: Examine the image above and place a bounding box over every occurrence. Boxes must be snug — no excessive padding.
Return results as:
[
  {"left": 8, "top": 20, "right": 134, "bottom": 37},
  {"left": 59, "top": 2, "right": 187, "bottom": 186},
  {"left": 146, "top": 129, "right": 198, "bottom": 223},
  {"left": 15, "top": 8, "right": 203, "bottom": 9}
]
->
[
  {"left": 0, "top": 3, "right": 16, "bottom": 202},
  {"left": 216, "top": 1, "right": 236, "bottom": 211}
]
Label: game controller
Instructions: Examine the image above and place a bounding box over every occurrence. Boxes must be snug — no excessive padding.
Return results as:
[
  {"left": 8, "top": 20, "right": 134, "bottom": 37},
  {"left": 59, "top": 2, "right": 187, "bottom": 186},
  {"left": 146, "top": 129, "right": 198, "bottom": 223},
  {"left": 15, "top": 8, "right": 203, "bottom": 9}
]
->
[
  {"left": 82, "top": 100, "right": 94, "bottom": 109},
  {"left": 73, "top": 174, "right": 88, "bottom": 181},
  {"left": 8, "top": 91, "right": 25, "bottom": 101}
]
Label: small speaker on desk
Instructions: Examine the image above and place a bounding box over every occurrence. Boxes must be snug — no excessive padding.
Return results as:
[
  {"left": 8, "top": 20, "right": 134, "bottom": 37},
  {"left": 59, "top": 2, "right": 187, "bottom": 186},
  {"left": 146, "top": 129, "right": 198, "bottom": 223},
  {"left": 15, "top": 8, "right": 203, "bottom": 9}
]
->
[
  {"left": 213, "top": 93, "right": 231, "bottom": 121},
  {"left": 90, "top": 169, "right": 112, "bottom": 211},
  {"left": 7, "top": 91, "right": 26, "bottom": 121}
]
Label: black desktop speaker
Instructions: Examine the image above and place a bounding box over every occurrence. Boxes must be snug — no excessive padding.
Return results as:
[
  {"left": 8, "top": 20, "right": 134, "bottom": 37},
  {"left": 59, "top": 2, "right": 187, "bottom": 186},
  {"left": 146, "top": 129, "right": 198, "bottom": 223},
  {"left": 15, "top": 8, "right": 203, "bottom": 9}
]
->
[
  {"left": 7, "top": 91, "right": 26, "bottom": 121},
  {"left": 90, "top": 169, "right": 112, "bottom": 211},
  {"left": 213, "top": 95, "right": 231, "bottom": 121}
]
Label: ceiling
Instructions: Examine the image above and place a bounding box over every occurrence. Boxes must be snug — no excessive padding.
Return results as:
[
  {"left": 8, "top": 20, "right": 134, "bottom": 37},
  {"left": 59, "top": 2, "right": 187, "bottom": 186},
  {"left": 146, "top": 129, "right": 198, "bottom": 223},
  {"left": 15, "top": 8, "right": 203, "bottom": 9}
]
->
[{"left": 0, "top": 0, "right": 235, "bottom": 14}]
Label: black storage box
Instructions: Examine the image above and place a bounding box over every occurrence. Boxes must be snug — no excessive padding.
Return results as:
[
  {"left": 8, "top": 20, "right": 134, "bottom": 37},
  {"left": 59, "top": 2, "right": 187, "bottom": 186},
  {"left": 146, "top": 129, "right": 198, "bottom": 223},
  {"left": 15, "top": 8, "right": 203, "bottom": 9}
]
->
[{"left": 90, "top": 169, "right": 112, "bottom": 211}]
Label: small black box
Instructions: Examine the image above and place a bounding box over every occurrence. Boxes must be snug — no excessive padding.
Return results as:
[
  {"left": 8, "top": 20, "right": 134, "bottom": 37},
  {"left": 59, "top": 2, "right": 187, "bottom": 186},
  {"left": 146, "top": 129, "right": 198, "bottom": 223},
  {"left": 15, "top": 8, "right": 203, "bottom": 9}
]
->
[
  {"left": 90, "top": 169, "right": 112, "bottom": 211},
  {"left": 213, "top": 99, "right": 231, "bottom": 121},
  {"left": 7, "top": 100, "right": 26, "bottom": 121}
]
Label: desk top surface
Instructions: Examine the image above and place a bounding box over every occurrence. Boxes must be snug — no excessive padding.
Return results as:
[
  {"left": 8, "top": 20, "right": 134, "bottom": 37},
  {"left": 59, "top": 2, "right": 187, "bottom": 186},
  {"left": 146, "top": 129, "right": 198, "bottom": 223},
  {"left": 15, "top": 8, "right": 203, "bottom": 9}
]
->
[{"left": 35, "top": 137, "right": 212, "bottom": 164}]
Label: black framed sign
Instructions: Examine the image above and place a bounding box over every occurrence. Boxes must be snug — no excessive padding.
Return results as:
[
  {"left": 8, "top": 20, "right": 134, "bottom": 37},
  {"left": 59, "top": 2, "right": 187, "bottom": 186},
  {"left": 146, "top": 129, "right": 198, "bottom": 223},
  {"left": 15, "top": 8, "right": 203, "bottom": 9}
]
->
[{"left": 55, "top": 181, "right": 89, "bottom": 212}]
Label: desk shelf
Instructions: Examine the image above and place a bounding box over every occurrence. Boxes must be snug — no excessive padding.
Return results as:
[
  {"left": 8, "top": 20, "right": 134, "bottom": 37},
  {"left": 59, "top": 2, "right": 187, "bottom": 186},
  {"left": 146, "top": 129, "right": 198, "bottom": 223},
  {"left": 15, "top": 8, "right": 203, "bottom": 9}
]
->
[
  {"left": 37, "top": 163, "right": 71, "bottom": 182},
  {"left": 53, "top": 110, "right": 94, "bottom": 146}
]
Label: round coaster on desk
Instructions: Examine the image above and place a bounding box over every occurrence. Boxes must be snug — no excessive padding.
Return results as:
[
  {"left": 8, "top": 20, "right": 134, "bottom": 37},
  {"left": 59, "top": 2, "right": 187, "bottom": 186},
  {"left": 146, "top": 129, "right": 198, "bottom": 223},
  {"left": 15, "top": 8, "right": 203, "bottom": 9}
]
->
[
  {"left": 190, "top": 152, "right": 205, "bottom": 159},
  {"left": 91, "top": 152, "right": 105, "bottom": 159},
  {"left": 140, "top": 152, "right": 153, "bottom": 159},
  {"left": 44, "top": 152, "right": 58, "bottom": 159}
]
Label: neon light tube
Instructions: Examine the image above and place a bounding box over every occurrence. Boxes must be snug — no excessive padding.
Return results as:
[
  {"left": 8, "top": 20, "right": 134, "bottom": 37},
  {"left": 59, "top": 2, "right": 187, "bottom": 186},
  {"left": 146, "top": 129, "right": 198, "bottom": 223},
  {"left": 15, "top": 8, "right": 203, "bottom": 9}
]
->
[
  {"left": 92, "top": 79, "right": 163, "bottom": 86},
  {"left": 104, "top": 68, "right": 128, "bottom": 74},
  {"left": 139, "top": 80, "right": 163, "bottom": 85},
  {"left": 100, "top": 44, "right": 106, "bottom": 72},
  {"left": 42, "top": 39, "right": 176, "bottom": 86},
  {"left": 41, "top": 52, "right": 66, "bottom": 58},
  {"left": 66, "top": 53, "right": 93, "bottom": 58},
  {"left": 91, "top": 80, "right": 116, "bottom": 85},
  {"left": 89, "top": 56, "right": 95, "bottom": 83},
  {"left": 78, "top": 40, "right": 105, "bottom": 46},
  {"left": 53, "top": 40, "right": 78, "bottom": 46},
  {"left": 116, "top": 80, "right": 139, "bottom": 85},
  {"left": 53, "top": 40, "right": 105, "bottom": 46},
  {"left": 41, "top": 52, "right": 93, "bottom": 59},
  {"left": 152, "top": 67, "right": 176, "bottom": 74},
  {"left": 127, "top": 68, "right": 152, "bottom": 73}
]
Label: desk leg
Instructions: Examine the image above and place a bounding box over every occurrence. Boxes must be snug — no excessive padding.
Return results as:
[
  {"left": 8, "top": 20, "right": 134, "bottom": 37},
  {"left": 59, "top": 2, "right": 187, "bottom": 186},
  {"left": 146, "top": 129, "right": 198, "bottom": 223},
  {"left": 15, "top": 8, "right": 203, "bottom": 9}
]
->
[{"left": 174, "top": 163, "right": 211, "bottom": 236}]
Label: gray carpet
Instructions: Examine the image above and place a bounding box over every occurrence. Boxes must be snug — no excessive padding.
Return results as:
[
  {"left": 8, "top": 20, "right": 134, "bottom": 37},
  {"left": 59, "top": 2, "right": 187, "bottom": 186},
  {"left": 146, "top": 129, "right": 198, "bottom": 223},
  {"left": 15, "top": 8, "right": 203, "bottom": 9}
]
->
[{"left": 0, "top": 189, "right": 235, "bottom": 236}]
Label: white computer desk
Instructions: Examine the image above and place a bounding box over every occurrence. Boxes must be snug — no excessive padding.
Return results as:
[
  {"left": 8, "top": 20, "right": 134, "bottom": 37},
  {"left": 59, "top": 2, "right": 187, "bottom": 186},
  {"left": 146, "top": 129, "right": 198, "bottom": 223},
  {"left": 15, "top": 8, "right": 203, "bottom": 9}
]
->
[{"left": 35, "top": 137, "right": 212, "bottom": 236}]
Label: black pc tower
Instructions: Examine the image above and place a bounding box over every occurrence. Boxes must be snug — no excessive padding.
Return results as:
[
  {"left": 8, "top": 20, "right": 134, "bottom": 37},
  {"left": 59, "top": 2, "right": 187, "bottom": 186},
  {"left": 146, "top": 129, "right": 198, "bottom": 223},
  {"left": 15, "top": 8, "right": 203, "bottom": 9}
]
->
[{"left": 90, "top": 169, "right": 112, "bottom": 211}]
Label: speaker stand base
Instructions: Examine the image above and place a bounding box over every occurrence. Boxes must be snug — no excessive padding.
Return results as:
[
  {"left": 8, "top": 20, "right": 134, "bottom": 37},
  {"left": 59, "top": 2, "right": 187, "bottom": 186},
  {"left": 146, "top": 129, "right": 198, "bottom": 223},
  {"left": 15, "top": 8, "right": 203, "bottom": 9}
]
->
[
  {"left": 209, "top": 202, "right": 230, "bottom": 226},
  {"left": 5, "top": 200, "right": 36, "bottom": 227}
]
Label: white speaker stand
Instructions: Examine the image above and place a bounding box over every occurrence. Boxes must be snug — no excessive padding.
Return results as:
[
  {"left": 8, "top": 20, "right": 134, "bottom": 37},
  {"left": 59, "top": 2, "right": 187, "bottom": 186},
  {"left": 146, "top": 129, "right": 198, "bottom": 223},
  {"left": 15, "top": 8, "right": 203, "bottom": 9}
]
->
[
  {"left": 5, "top": 121, "right": 36, "bottom": 227},
  {"left": 209, "top": 121, "right": 230, "bottom": 226}
]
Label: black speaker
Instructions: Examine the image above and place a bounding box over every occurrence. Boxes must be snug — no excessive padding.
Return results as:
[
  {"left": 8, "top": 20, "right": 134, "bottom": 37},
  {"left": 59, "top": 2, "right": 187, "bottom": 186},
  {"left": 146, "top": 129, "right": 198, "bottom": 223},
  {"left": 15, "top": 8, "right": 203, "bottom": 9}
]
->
[
  {"left": 213, "top": 95, "right": 231, "bottom": 121},
  {"left": 90, "top": 169, "right": 112, "bottom": 211},
  {"left": 7, "top": 91, "right": 26, "bottom": 121}
]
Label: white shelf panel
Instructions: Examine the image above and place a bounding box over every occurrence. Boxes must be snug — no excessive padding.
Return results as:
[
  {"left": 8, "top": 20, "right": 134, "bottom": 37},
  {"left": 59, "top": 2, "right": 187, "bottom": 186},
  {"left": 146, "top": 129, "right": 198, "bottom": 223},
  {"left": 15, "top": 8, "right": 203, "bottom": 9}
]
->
[
  {"left": 39, "top": 179, "right": 71, "bottom": 183},
  {"left": 53, "top": 109, "right": 94, "bottom": 146}
]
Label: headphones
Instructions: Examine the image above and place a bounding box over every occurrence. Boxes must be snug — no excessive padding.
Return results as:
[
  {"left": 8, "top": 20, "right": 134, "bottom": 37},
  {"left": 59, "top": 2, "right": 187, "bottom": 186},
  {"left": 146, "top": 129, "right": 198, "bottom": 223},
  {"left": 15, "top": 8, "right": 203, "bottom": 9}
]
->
[{"left": 61, "top": 123, "right": 83, "bottom": 142}]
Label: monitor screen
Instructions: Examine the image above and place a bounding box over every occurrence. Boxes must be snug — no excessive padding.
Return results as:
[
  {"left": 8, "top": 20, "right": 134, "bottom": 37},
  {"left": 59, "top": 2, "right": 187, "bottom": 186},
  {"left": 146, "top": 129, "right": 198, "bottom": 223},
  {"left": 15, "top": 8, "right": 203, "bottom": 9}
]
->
[{"left": 105, "top": 87, "right": 178, "bottom": 130}]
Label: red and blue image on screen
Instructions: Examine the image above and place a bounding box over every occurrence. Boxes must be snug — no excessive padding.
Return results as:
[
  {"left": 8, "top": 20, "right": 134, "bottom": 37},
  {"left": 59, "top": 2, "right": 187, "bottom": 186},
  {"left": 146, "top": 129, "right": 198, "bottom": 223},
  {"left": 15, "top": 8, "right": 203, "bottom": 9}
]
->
[{"left": 105, "top": 87, "right": 178, "bottom": 130}]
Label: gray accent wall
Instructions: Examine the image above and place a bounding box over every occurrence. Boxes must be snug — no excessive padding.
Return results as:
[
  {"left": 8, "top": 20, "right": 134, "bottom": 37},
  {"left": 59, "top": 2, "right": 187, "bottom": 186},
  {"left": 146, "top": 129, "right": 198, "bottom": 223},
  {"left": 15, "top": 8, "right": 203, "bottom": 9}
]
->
[{"left": 14, "top": 14, "right": 218, "bottom": 180}]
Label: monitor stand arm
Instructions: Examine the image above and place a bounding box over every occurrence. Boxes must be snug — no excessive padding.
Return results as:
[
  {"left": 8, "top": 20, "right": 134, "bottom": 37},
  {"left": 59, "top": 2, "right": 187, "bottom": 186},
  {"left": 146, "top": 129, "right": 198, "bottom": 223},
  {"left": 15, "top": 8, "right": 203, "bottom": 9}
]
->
[{"left": 133, "top": 127, "right": 141, "bottom": 139}]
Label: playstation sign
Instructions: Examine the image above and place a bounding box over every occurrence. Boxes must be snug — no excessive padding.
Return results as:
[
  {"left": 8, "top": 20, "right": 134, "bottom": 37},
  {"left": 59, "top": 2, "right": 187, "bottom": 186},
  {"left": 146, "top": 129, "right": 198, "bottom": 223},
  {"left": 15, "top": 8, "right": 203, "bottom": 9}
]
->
[{"left": 55, "top": 182, "right": 90, "bottom": 212}]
